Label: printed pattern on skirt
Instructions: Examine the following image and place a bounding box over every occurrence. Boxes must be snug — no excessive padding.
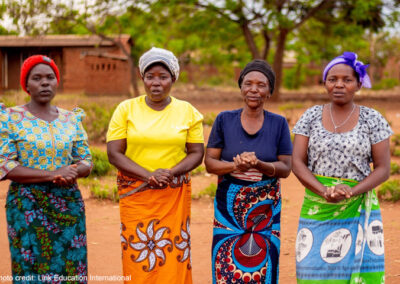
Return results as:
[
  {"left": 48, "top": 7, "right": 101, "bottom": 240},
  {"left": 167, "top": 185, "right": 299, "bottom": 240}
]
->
[
  {"left": 212, "top": 175, "right": 281, "bottom": 284},
  {"left": 296, "top": 175, "right": 384, "bottom": 284}
]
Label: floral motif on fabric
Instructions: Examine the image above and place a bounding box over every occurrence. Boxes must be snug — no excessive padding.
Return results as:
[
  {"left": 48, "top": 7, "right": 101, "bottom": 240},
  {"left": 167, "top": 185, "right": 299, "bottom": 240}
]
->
[
  {"left": 174, "top": 217, "right": 192, "bottom": 269},
  {"left": 0, "top": 105, "right": 92, "bottom": 179},
  {"left": 6, "top": 182, "right": 88, "bottom": 282},
  {"left": 121, "top": 223, "right": 129, "bottom": 251},
  {"left": 129, "top": 219, "right": 173, "bottom": 272}
]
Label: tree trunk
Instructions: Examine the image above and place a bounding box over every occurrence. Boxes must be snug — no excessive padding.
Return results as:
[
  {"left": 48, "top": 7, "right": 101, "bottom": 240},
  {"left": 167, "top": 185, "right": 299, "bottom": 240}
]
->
[
  {"left": 113, "top": 42, "right": 140, "bottom": 97},
  {"left": 271, "top": 28, "right": 288, "bottom": 101},
  {"left": 128, "top": 57, "right": 140, "bottom": 97},
  {"left": 241, "top": 20, "right": 261, "bottom": 59},
  {"left": 261, "top": 30, "right": 271, "bottom": 60}
]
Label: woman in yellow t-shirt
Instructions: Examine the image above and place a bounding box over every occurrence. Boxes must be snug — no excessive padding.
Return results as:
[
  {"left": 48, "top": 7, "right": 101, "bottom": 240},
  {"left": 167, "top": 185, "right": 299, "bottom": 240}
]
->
[{"left": 107, "top": 47, "right": 204, "bottom": 284}]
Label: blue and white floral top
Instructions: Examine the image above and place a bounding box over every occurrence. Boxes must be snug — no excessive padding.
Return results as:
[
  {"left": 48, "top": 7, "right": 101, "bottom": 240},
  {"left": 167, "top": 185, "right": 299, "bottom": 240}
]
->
[
  {"left": 292, "top": 105, "right": 393, "bottom": 181},
  {"left": 0, "top": 103, "right": 92, "bottom": 179}
]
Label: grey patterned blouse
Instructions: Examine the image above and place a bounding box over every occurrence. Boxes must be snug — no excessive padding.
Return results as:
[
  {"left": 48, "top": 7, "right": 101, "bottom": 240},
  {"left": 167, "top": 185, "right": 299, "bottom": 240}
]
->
[{"left": 292, "top": 105, "right": 393, "bottom": 181}]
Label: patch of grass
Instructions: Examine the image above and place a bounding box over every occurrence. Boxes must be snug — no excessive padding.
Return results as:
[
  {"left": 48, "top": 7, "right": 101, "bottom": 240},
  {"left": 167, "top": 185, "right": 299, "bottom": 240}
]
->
[
  {"left": 393, "top": 147, "right": 400, "bottom": 157},
  {"left": 79, "top": 177, "right": 119, "bottom": 202},
  {"left": 392, "top": 134, "right": 400, "bottom": 146},
  {"left": 377, "top": 179, "right": 400, "bottom": 202},
  {"left": 391, "top": 162, "right": 400, "bottom": 175},
  {"left": 278, "top": 102, "right": 304, "bottom": 126},
  {"left": 81, "top": 103, "right": 116, "bottom": 143},
  {"left": 191, "top": 165, "right": 205, "bottom": 176},
  {"left": 371, "top": 78, "right": 399, "bottom": 90},
  {"left": 1, "top": 96, "right": 17, "bottom": 107},
  {"left": 90, "top": 147, "right": 114, "bottom": 177},
  {"left": 203, "top": 112, "right": 217, "bottom": 126},
  {"left": 193, "top": 183, "right": 217, "bottom": 199}
]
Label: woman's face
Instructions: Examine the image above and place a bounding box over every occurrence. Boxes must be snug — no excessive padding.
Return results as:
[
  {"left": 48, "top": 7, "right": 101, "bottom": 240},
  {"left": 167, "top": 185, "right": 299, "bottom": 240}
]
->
[
  {"left": 143, "top": 64, "right": 174, "bottom": 103},
  {"left": 26, "top": 64, "right": 58, "bottom": 105},
  {"left": 240, "top": 71, "right": 270, "bottom": 108},
  {"left": 325, "top": 64, "right": 361, "bottom": 105}
]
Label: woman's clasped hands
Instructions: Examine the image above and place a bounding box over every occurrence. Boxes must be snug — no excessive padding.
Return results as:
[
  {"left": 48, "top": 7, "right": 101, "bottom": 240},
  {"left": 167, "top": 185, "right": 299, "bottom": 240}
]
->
[
  {"left": 324, "top": 183, "right": 353, "bottom": 203},
  {"left": 147, "top": 169, "right": 173, "bottom": 187},
  {"left": 52, "top": 164, "right": 79, "bottom": 186},
  {"left": 233, "top": 152, "right": 258, "bottom": 171}
]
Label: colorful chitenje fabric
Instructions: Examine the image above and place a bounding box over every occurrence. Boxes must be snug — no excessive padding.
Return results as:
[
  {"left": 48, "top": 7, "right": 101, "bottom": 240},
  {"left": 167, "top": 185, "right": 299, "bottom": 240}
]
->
[
  {"left": 212, "top": 174, "right": 281, "bottom": 284},
  {"left": 117, "top": 172, "right": 192, "bottom": 284},
  {"left": 296, "top": 175, "right": 384, "bottom": 284},
  {"left": 0, "top": 104, "right": 92, "bottom": 283},
  {"left": 6, "top": 182, "right": 87, "bottom": 283}
]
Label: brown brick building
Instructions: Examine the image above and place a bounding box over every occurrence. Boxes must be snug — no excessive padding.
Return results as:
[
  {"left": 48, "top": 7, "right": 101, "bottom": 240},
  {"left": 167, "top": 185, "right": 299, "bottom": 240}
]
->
[{"left": 0, "top": 34, "right": 132, "bottom": 95}]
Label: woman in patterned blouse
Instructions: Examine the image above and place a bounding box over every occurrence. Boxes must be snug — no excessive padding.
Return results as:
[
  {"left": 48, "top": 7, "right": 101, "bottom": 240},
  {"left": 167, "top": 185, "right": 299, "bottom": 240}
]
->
[
  {"left": 0, "top": 55, "right": 92, "bottom": 283},
  {"left": 292, "top": 52, "right": 392, "bottom": 283}
]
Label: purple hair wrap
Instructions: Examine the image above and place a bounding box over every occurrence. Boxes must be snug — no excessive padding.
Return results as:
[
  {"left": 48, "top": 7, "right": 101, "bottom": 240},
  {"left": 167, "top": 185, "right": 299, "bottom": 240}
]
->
[{"left": 322, "top": 52, "right": 371, "bottom": 88}]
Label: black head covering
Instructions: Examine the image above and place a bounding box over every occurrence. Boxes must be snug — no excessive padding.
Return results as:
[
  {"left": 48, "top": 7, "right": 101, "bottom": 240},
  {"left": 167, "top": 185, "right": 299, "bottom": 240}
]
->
[{"left": 238, "top": 59, "right": 275, "bottom": 94}]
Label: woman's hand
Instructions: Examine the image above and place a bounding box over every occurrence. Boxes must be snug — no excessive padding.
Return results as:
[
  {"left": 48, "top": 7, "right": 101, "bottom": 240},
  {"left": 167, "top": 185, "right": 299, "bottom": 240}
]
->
[
  {"left": 52, "top": 164, "right": 79, "bottom": 187},
  {"left": 324, "top": 184, "right": 352, "bottom": 203},
  {"left": 241, "top": 152, "right": 258, "bottom": 166},
  {"left": 147, "top": 169, "right": 173, "bottom": 187},
  {"left": 233, "top": 153, "right": 254, "bottom": 172}
]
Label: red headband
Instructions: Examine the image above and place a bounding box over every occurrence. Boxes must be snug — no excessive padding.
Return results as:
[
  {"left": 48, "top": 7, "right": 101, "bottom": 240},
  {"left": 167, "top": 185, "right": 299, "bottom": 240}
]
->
[{"left": 20, "top": 55, "right": 60, "bottom": 93}]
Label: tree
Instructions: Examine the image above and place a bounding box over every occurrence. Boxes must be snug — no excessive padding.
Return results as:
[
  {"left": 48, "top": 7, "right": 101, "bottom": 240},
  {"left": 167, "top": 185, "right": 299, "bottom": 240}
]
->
[{"left": 192, "top": 0, "right": 399, "bottom": 99}]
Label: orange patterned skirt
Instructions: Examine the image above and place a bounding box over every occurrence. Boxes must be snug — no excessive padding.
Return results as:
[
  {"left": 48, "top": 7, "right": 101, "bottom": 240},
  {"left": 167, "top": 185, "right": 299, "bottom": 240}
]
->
[{"left": 117, "top": 172, "right": 192, "bottom": 284}]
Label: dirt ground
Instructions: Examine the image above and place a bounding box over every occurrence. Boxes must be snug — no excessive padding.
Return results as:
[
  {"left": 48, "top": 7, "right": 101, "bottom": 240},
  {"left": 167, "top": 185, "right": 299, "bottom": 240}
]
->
[{"left": 0, "top": 94, "right": 400, "bottom": 283}]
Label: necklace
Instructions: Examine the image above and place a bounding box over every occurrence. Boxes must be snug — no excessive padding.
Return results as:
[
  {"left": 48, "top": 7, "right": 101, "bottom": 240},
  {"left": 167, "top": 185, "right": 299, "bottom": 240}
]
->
[{"left": 329, "top": 103, "right": 356, "bottom": 133}]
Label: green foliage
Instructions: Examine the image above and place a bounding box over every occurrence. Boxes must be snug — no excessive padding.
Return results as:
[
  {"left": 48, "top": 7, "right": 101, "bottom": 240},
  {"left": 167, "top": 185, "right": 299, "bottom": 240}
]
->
[
  {"left": 392, "top": 134, "right": 400, "bottom": 146},
  {"left": 377, "top": 179, "right": 400, "bottom": 202},
  {"left": 372, "top": 78, "right": 400, "bottom": 90},
  {"left": 193, "top": 183, "right": 217, "bottom": 199},
  {"left": 89, "top": 147, "right": 113, "bottom": 177},
  {"left": 4, "top": 0, "right": 400, "bottom": 93},
  {"left": 80, "top": 178, "right": 119, "bottom": 202},
  {"left": 393, "top": 148, "right": 400, "bottom": 157},
  {"left": 179, "top": 71, "right": 189, "bottom": 83},
  {"left": 392, "top": 133, "right": 400, "bottom": 157},
  {"left": 390, "top": 162, "right": 400, "bottom": 175},
  {"left": 203, "top": 112, "right": 217, "bottom": 126},
  {"left": 80, "top": 103, "right": 116, "bottom": 143},
  {"left": 278, "top": 102, "right": 305, "bottom": 112},
  {"left": 191, "top": 165, "right": 205, "bottom": 176},
  {"left": 283, "top": 66, "right": 304, "bottom": 90},
  {"left": 1, "top": 97, "right": 17, "bottom": 107}
]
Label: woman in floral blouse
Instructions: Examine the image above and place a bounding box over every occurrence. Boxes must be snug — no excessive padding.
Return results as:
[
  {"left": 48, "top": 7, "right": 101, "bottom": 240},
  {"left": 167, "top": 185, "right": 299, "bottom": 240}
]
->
[
  {"left": 0, "top": 55, "right": 92, "bottom": 283},
  {"left": 292, "top": 52, "right": 392, "bottom": 283}
]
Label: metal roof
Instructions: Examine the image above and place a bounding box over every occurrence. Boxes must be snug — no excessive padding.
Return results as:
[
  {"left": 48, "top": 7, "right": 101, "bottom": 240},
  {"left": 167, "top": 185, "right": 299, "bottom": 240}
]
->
[{"left": 0, "top": 34, "right": 132, "bottom": 47}]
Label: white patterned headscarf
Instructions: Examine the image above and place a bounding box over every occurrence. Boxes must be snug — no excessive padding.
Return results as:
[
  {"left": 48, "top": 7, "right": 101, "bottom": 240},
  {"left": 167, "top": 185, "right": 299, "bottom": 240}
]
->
[{"left": 139, "top": 47, "right": 180, "bottom": 80}]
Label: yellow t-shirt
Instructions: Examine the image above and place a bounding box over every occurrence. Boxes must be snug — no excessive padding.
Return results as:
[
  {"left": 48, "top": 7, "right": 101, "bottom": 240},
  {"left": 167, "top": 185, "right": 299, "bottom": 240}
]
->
[{"left": 106, "top": 95, "right": 204, "bottom": 172}]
